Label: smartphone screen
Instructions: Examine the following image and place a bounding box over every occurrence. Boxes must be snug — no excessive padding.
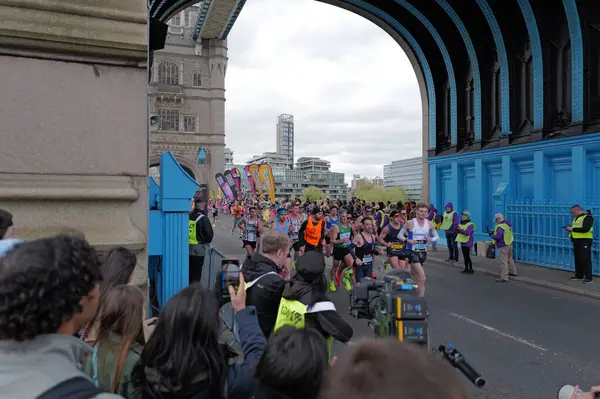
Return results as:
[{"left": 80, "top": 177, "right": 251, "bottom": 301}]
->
[{"left": 220, "top": 259, "right": 241, "bottom": 291}]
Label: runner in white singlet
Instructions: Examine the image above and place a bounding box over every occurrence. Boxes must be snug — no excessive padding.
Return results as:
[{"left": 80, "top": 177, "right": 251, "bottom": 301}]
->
[{"left": 398, "top": 203, "right": 439, "bottom": 298}]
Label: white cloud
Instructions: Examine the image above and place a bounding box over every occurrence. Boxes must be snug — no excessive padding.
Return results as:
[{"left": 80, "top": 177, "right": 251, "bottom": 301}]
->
[{"left": 225, "top": 0, "right": 422, "bottom": 181}]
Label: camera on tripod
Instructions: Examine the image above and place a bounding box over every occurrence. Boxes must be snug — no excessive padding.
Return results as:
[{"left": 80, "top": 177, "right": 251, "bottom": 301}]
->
[
  {"left": 349, "top": 269, "right": 486, "bottom": 389},
  {"left": 349, "top": 269, "right": 429, "bottom": 347}
]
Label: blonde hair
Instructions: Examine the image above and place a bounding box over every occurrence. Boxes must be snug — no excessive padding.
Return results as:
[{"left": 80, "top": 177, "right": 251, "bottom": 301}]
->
[{"left": 261, "top": 231, "right": 291, "bottom": 255}]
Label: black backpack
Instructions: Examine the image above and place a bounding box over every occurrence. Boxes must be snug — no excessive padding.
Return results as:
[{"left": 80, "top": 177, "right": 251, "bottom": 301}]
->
[{"left": 37, "top": 377, "right": 102, "bottom": 399}]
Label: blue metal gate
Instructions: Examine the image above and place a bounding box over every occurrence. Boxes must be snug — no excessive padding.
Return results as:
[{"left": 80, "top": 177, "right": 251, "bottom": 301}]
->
[
  {"left": 505, "top": 199, "right": 600, "bottom": 276},
  {"left": 148, "top": 152, "right": 199, "bottom": 314}
]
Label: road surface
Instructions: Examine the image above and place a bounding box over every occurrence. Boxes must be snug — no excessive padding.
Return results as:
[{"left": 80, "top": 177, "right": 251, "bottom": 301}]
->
[{"left": 209, "top": 214, "right": 600, "bottom": 398}]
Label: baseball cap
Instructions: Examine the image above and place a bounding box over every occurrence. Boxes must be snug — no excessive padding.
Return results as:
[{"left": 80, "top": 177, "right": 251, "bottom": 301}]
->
[
  {"left": 462, "top": 210, "right": 471, "bottom": 217},
  {"left": 277, "top": 208, "right": 288, "bottom": 215},
  {"left": 295, "top": 251, "right": 326, "bottom": 280}
]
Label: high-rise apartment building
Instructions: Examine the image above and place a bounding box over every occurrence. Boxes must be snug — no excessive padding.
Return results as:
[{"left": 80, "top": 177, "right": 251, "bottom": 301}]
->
[
  {"left": 276, "top": 114, "right": 294, "bottom": 168},
  {"left": 296, "top": 157, "right": 331, "bottom": 172},
  {"left": 383, "top": 157, "right": 423, "bottom": 201},
  {"left": 224, "top": 147, "right": 234, "bottom": 170}
]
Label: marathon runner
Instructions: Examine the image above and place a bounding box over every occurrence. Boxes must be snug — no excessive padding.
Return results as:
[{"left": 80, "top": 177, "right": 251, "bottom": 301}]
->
[
  {"left": 399, "top": 203, "right": 440, "bottom": 298},
  {"left": 351, "top": 216, "right": 382, "bottom": 285},
  {"left": 210, "top": 202, "right": 218, "bottom": 227},
  {"left": 271, "top": 208, "right": 292, "bottom": 278},
  {"left": 231, "top": 201, "right": 243, "bottom": 236},
  {"left": 237, "top": 205, "right": 263, "bottom": 259},
  {"left": 323, "top": 205, "right": 340, "bottom": 257},
  {"left": 298, "top": 207, "right": 327, "bottom": 254},
  {"left": 287, "top": 202, "right": 304, "bottom": 264},
  {"left": 377, "top": 209, "right": 408, "bottom": 271},
  {"left": 329, "top": 209, "right": 355, "bottom": 292}
]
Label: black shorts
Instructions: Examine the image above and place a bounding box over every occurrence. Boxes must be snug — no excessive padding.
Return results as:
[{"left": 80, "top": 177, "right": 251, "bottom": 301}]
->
[
  {"left": 291, "top": 241, "right": 302, "bottom": 252},
  {"left": 333, "top": 246, "right": 350, "bottom": 261},
  {"left": 325, "top": 236, "right": 331, "bottom": 244},
  {"left": 212, "top": 211, "right": 218, "bottom": 217},
  {"left": 242, "top": 240, "right": 257, "bottom": 249},
  {"left": 387, "top": 247, "right": 407, "bottom": 260},
  {"left": 407, "top": 250, "right": 427, "bottom": 265}
]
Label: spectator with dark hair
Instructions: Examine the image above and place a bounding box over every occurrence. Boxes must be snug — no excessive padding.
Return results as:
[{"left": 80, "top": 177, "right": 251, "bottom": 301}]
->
[
  {"left": 83, "top": 247, "right": 138, "bottom": 345},
  {"left": 0, "top": 235, "right": 121, "bottom": 398},
  {"left": 83, "top": 285, "right": 146, "bottom": 398},
  {"left": 132, "top": 277, "right": 265, "bottom": 399},
  {"left": 319, "top": 339, "right": 467, "bottom": 399},
  {"left": 0, "top": 209, "right": 15, "bottom": 240},
  {"left": 254, "top": 327, "right": 329, "bottom": 399}
]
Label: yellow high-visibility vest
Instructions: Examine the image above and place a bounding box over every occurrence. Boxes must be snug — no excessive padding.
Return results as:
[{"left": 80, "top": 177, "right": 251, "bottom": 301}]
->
[{"left": 571, "top": 215, "right": 593, "bottom": 239}]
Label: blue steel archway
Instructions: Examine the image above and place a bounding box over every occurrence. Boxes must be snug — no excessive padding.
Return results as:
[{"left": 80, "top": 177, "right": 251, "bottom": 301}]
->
[
  {"left": 340, "top": 0, "right": 438, "bottom": 151},
  {"left": 516, "top": 0, "right": 544, "bottom": 129},
  {"left": 561, "top": 0, "right": 584, "bottom": 122},
  {"left": 435, "top": 0, "right": 482, "bottom": 142},
  {"left": 392, "top": 0, "right": 457, "bottom": 146}
]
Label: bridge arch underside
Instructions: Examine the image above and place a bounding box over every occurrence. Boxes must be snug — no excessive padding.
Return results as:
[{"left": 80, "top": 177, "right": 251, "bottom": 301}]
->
[{"left": 153, "top": 0, "right": 600, "bottom": 273}]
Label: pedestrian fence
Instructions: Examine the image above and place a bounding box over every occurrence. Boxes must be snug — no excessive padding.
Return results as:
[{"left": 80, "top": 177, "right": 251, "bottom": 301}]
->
[{"left": 504, "top": 200, "right": 600, "bottom": 276}]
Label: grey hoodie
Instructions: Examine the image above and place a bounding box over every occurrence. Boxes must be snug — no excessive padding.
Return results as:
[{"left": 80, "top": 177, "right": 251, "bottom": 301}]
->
[{"left": 0, "top": 334, "right": 122, "bottom": 399}]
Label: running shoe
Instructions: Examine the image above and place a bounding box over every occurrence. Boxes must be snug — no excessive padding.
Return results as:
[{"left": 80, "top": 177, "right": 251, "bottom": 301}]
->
[{"left": 329, "top": 280, "right": 337, "bottom": 292}]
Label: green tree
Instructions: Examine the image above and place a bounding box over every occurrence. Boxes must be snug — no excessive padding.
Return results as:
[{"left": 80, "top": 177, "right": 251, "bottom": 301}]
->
[{"left": 302, "top": 186, "right": 325, "bottom": 202}]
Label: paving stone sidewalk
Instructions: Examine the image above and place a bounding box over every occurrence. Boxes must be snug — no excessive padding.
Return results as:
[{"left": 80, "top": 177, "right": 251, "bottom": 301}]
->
[{"left": 426, "top": 248, "right": 600, "bottom": 300}]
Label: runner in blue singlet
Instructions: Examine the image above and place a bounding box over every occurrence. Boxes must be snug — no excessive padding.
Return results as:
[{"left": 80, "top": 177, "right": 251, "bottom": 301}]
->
[
  {"left": 271, "top": 208, "right": 292, "bottom": 278},
  {"left": 324, "top": 205, "right": 340, "bottom": 257}
]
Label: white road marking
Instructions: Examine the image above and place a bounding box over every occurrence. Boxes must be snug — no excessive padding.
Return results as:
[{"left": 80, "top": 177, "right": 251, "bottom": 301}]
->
[{"left": 448, "top": 312, "right": 548, "bottom": 352}]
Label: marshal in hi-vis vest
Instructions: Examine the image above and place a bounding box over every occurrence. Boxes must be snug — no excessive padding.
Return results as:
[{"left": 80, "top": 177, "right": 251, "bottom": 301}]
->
[
  {"left": 188, "top": 215, "right": 204, "bottom": 245},
  {"left": 304, "top": 219, "right": 323, "bottom": 247},
  {"left": 440, "top": 211, "right": 456, "bottom": 231},
  {"left": 492, "top": 223, "right": 514, "bottom": 246},
  {"left": 571, "top": 214, "right": 593, "bottom": 240},
  {"left": 456, "top": 222, "right": 475, "bottom": 243},
  {"left": 274, "top": 298, "right": 335, "bottom": 360}
]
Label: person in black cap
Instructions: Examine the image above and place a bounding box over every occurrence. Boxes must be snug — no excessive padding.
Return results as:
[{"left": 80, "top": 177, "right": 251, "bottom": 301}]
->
[
  {"left": 297, "top": 206, "right": 327, "bottom": 255},
  {"left": 188, "top": 196, "right": 214, "bottom": 284},
  {"left": 272, "top": 251, "right": 353, "bottom": 361}
]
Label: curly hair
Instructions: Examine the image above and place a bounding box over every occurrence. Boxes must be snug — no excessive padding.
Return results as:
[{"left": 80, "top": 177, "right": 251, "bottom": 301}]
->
[
  {"left": 0, "top": 235, "right": 102, "bottom": 341},
  {"left": 0, "top": 209, "right": 13, "bottom": 238}
]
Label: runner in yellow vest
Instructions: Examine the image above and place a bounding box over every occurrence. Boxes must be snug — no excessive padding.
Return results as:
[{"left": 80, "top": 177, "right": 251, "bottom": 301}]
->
[{"left": 274, "top": 251, "right": 353, "bottom": 360}]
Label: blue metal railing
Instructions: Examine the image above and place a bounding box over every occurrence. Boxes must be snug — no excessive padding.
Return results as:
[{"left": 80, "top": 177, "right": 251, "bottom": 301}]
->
[{"left": 505, "top": 200, "right": 599, "bottom": 276}]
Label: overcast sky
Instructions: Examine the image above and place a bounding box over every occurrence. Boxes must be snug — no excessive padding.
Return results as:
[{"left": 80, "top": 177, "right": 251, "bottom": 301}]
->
[{"left": 225, "top": 0, "right": 422, "bottom": 181}]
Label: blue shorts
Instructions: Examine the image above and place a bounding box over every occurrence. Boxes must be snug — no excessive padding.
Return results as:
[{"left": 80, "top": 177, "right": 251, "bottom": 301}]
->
[{"left": 355, "top": 262, "right": 374, "bottom": 283}]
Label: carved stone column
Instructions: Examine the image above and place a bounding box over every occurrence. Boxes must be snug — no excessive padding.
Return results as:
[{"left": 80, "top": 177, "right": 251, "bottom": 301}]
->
[{"left": 0, "top": 0, "right": 149, "bottom": 285}]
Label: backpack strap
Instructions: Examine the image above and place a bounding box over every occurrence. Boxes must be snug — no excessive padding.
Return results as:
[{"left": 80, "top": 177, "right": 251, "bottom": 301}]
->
[
  {"left": 195, "top": 214, "right": 204, "bottom": 223},
  {"left": 307, "top": 301, "right": 336, "bottom": 313},
  {"left": 37, "top": 377, "right": 102, "bottom": 399}
]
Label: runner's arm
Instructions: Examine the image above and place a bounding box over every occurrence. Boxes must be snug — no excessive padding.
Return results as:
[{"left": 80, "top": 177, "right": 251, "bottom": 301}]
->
[
  {"left": 398, "top": 222, "right": 411, "bottom": 242},
  {"left": 298, "top": 220, "right": 308, "bottom": 246},
  {"left": 377, "top": 227, "right": 389, "bottom": 246},
  {"left": 428, "top": 222, "right": 440, "bottom": 242}
]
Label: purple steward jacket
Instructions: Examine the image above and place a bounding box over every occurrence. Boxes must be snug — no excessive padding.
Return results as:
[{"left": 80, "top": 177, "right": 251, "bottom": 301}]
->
[
  {"left": 489, "top": 220, "right": 513, "bottom": 248},
  {"left": 457, "top": 221, "right": 475, "bottom": 247}
]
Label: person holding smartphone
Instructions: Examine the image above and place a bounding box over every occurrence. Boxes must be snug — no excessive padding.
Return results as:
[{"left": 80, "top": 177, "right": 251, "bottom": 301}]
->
[
  {"left": 133, "top": 275, "right": 266, "bottom": 399},
  {"left": 242, "top": 231, "right": 290, "bottom": 338}
]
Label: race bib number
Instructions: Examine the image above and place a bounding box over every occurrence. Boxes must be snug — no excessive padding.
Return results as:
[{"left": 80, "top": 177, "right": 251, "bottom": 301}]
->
[
  {"left": 362, "top": 255, "right": 373, "bottom": 264},
  {"left": 413, "top": 240, "right": 427, "bottom": 251},
  {"left": 391, "top": 243, "right": 403, "bottom": 250}
]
